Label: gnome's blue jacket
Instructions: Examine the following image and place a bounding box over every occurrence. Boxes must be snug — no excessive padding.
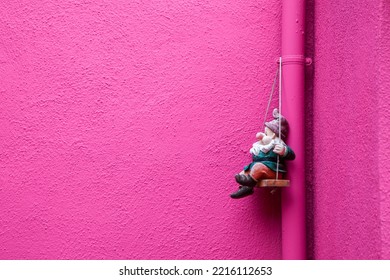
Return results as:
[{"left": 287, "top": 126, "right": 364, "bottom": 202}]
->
[{"left": 243, "top": 145, "right": 295, "bottom": 173}]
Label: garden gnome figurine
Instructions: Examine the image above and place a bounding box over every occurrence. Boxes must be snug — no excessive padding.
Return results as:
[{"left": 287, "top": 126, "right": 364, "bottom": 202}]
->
[{"left": 230, "top": 108, "right": 295, "bottom": 199}]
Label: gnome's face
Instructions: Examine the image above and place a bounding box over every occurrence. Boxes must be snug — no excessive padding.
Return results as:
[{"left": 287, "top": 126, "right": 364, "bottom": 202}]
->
[
  {"left": 265, "top": 127, "right": 276, "bottom": 138},
  {"left": 256, "top": 127, "right": 276, "bottom": 145}
]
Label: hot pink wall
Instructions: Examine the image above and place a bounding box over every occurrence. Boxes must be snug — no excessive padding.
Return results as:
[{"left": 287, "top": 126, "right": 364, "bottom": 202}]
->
[
  {"left": 2, "top": 0, "right": 389, "bottom": 260},
  {"left": 311, "top": 0, "right": 390, "bottom": 259},
  {"left": 0, "top": 0, "right": 284, "bottom": 259}
]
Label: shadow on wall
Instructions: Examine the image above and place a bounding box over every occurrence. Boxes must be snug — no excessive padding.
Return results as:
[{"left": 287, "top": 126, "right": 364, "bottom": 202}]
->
[{"left": 304, "top": 0, "right": 315, "bottom": 260}]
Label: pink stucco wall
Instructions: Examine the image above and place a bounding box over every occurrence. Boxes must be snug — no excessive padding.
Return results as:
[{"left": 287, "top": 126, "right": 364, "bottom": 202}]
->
[
  {"left": 311, "top": 0, "right": 390, "bottom": 259},
  {"left": 0, "top": 0, "right": 284, "bottom": 259},
  {"left": 1, "top": 0, "right": 389, "bottom": 260}
]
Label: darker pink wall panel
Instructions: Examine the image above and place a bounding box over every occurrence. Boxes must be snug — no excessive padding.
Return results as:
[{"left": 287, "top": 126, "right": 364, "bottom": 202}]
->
[
  {"left": 0, "top": 0, "right": 283, "bottom": 259},
  {"left": 312, "top": 0, "right": 385, "bottom": 259},
  {"left": 378, "top": 0, "right": 390, "bottom": 259}
]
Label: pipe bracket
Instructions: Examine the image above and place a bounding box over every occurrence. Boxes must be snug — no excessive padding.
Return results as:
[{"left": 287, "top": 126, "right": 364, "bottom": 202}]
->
[{"left": 276, "top": 56, "right": 312, "bottom": 66}]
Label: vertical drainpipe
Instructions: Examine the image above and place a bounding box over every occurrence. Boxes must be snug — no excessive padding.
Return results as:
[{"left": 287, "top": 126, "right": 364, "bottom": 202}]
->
[{"left": 281, "top": 0, "right": 308, "bottom": 260}]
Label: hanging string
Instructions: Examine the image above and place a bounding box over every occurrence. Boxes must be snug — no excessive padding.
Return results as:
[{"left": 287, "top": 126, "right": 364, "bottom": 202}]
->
[
  {"left": 276, "top": 57, "right": 282, "bottom": 180},
  {"left": 261, "top": 58, "right": 283, "bottom": 183},
  {"left": 263, "top": 66, "right": 279, "bottom": 126}
]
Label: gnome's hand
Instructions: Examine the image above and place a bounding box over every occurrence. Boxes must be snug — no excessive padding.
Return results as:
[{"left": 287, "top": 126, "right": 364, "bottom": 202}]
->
[{"left": 273, "top": 144, "right": 286, "bottom": 156}]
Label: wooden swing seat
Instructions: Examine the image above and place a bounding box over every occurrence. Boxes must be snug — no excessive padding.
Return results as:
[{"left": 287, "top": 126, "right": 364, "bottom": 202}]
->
[{"left": 257, "top": 179, "right": 290, "bottom": 187}]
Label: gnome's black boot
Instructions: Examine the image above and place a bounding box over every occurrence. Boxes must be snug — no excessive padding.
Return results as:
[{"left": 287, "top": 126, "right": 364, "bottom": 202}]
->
[
  {"left": 235, "top": 174, "right": 257, "bottom": 187},
  {"left": 230, "top": 185, "right": 254, "bottom": 199}
]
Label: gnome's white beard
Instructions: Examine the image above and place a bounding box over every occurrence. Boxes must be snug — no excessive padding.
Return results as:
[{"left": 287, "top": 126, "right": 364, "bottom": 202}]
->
[
  {"left": 250, "top": 137, "right": 285, "bottom": 156},
  {"left": 250, "top": 141, "right": 275, "bottom": 155}
]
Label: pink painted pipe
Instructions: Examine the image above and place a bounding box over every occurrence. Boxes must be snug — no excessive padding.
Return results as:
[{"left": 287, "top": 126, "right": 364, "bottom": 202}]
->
[{"left": 281, "top": 0, "right": 307, "bottom": 259}]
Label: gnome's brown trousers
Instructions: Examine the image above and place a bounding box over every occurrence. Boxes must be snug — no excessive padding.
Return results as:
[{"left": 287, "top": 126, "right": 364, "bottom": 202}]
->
[{"left": 240, "top": 163, "right": 283, "bottom": 182}]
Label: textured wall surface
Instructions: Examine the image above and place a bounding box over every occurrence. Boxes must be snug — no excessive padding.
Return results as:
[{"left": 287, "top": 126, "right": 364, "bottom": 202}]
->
[
  {"left": 2, "top": 0, "right": 389, "bottom": 260},
  {"left": 0, "top": 0, "right": 284, "bottom": 259},
  {"left": 378, "top": 0, "right": 390, "bottom": 259},
  {"left": 311, "top": 0, "right": 390, "bottom": 259}
]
